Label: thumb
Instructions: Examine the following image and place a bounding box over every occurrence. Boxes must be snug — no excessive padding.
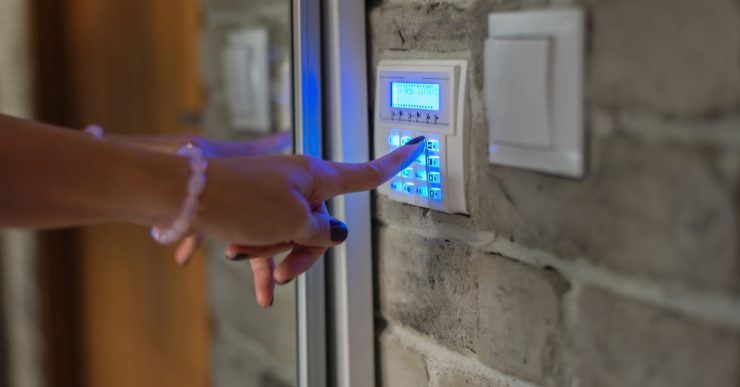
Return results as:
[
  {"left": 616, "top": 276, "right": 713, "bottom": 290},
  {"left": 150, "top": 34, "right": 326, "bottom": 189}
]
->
[{"left": 296, "top": 211, "right": 349, "bottom": 248}]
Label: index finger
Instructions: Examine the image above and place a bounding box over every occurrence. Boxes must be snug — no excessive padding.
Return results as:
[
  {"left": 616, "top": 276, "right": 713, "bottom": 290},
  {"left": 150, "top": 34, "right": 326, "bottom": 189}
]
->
[{"left": 318, "top": 136, "right": 426, "bottom": 199}]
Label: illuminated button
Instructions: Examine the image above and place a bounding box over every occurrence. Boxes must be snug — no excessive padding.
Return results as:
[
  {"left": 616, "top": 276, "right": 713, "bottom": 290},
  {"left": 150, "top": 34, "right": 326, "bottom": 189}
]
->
[
  {"left": 390, "top": 180, "right": 402, "bottom": 192},
  {"left": 428, "top": 172, "right": 441, "bottom": 183},
  {"left": 415, "top": 154, "right": 426, "bottom": 165},
  {"left": 427, "top": 140, "right": 440, "bottom": 152},
  {"left": 427, "top": 156, "right": 440, "bottom": 168},
  {"left": 402, "top": 182, "right": 415, "bottom": 194},
  {"left": 416, "top": 186, "right": 428, "bottom": 197},
  {"left": 415, "top": 169, "right": 427, "bottom": 181},
  {"left": 401, "top": 167, "right": 413, "bottom": 178},
  {"left": 430, "top": 188, "right": 443, "bottom": 200},
  {"left": 388, "top": 134, "right": 400, "bottom": 147},
  {"left": 400, "top": 136, "right": 412, "bottom": 145}
]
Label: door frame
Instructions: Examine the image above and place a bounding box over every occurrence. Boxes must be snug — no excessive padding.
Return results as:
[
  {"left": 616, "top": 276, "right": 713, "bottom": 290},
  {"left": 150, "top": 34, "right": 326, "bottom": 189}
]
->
[{"left": 293, "top": 0, "right": 375, "bottom": 385}]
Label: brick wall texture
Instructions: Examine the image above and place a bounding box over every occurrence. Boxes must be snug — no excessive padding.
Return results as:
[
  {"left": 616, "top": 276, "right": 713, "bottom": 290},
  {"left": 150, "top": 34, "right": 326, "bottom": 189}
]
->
[
  {"left": 200, "top": 0, "right": 740, "bottom": 386},
  {"left": 370, "top": 0, "right": 740, "bottom": 387}
]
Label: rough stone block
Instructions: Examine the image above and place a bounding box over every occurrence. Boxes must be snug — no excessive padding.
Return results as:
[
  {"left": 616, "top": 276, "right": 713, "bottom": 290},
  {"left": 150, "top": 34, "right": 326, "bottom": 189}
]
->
[
  {"left": 476, "top": 135, "right": 739, "bottom": 294},
  {"left": 575, "top": 288, "right": 740, "bottom": 387},
  {"left": 435, "top": 368, "right": 494, "bottom": 387},
  {"left": 378, "top": 331, "right": 429, "bottom": 387},
  {"left": 377, "top": 227, "right": 479, "bottom": 354},
  {"left": 477, "top": 254, "right": 569, "bottom": 386},
  {"left": 587, "top": 0, "right": 740, "bottom": 116}
]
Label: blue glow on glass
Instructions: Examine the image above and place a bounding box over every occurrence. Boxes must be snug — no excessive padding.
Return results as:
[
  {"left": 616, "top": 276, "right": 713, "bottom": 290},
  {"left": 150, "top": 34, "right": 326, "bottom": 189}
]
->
[
  {"left": 415, "top": 170, "right": 427, "bottom": 181},
  {"left": 391, "top": 82, "right": 441, "bottom": 111},
  {"left": 401, "top": 167, "right": 414, "bottom": 178},
  {"left": 388, "top": 134, "right": 400, "bottom": 147},
  {"left": 415, "top": 154, "right": 426, "bottom": 165},
  {"left": 400, "top": 136, "right": 412, "bottom": 145}
]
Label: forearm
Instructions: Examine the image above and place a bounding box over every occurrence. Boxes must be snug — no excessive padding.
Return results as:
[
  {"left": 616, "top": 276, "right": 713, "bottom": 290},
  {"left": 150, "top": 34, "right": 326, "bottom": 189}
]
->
[{"left": 0, "top": 115, "right": 188, "bottom": 229}]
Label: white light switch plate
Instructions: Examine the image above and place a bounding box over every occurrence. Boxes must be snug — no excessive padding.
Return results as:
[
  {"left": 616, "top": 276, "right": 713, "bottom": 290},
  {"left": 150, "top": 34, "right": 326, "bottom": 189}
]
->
[
  {"left": 485, "top": 9, "right": 584, "bottom": 177},
  {"left": 224, "top": 28, "right": 271, "bottom": 133},
  {"left": 374, "top": 60, "right": 469, "bottom": 214}
]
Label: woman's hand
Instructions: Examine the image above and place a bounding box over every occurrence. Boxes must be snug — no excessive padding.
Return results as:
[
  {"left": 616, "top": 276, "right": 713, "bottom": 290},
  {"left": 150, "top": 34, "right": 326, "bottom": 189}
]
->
[
  {"left": 108, "top": 131, "right": 292, "bottom": 264},
  {"left": 196, "top": 136, "right": 426, "bottom": 307}
]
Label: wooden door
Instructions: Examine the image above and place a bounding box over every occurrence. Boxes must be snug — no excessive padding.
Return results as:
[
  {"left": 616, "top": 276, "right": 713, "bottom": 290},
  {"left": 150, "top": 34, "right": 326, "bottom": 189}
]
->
[{"left": 33, "top": 1, "right": 210, "bottom": 387}]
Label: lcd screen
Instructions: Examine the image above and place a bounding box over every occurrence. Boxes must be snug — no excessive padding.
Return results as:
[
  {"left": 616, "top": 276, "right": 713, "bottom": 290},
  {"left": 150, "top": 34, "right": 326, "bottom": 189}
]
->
[{"left": 391, "top": 82, "right": 440, "bottom": 111}]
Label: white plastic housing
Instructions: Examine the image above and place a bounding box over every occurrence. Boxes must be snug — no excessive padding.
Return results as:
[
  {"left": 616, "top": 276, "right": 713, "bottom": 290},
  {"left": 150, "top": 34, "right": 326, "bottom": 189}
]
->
[
  {"left": 374, "top": 60, "right": 469, "bottom": 214},
  {"left": 485, "top": 9, "right": 584, "bottom": 177}
]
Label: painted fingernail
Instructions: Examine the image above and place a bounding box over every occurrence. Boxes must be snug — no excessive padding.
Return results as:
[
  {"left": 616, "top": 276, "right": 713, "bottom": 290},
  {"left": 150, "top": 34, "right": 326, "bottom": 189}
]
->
[
  {"left": 276, "top": 277, "right": 294, "bottom": 285},
  {"left": 269, "top": 296, "right": 274, "bottom": 308},
  {"left": 228, "top": 252, "right": 249, "bottom": 261},
  {"left": 405, "top": 136, "right": 425, "bottom": 146},
  {"left": 330, "top": 219, "right": 349, "bottom": 242}
]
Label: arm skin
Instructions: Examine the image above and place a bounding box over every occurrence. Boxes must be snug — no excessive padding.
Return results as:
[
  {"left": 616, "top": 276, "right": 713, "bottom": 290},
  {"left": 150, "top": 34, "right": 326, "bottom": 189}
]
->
[{"left": 0, "top": 114, "right": 188, "bottom": 229}]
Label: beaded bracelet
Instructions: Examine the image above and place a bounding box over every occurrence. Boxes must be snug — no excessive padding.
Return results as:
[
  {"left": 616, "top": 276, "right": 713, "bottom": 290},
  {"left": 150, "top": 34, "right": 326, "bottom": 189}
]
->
[
  {"left": 84, "top": 124, "right": 104, "bottom": 140},
  {"left": 150, "top": 143, "right": 209, "bottom": 245}
]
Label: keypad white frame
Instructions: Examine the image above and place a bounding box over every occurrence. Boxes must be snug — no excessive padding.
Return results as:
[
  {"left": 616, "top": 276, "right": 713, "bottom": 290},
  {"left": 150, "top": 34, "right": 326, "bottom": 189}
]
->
[{"left": 374, "top": 60, "right": 469, "bottom": 214}]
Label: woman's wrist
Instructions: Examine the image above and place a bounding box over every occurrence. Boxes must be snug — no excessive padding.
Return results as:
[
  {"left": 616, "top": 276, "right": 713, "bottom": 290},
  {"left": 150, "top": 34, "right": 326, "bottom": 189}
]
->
[{"left": 110, "top": 146, "right": 192, "bottom": 227}]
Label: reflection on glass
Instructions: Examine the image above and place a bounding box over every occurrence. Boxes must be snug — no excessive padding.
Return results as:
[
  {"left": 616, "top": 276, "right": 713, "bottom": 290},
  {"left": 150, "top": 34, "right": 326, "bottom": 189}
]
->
[{"left": 206, "top": 1, "right": 296, "bottom": 386}]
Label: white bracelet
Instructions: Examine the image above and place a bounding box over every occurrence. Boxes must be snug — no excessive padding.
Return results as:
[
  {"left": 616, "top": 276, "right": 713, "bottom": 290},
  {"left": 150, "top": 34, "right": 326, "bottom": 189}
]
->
[
  {"left": 150, "top": 143, "right": 209, "bottom": 245},
  {"left": 84, "top": 124, "right": 104, "bottom": 140}
]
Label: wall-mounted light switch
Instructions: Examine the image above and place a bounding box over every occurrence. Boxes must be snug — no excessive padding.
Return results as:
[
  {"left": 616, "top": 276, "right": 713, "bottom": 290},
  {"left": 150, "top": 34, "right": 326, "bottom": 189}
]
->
[
  {"left": 374, "top": 60, "right": 469, "bottom": 214},
  {"left": 485, "top": 9, "right": 584, "bottom": 177},
  {"left": 224, "top": 28, "right": 271, "bottom": 133}
]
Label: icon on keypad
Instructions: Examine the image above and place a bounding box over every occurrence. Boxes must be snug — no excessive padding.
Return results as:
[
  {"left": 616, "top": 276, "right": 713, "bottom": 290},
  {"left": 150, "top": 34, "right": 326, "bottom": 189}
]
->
[
  {"left": 428, "top": 172, "right": 441, "bottom": 183},
  {"left": 403, "top": 182, "right": 415, "bottom": 194},
  {"left": 390, "top": 180, "right": 402, "bottom": 192},
  {"left": 401, "top": 167, "right": 413, "bottom": 178},
  {"left": 427, "top": 156, "right": 440, "bottom": 168},
  {"left": 388, "top": 135, "right": 400, "bottom": 147},
  {"left": 400, "top": 136, "right": 412, "bottom": 145},
  {"left": 430, "top": 188, "right": 442, "bottom": 200},
  {"left": 427, "top": 140, "right": 440, "bottom": 152},
  {"left": 415, "top": 170, "right": 427, "bottom": 181},
  {"left": 416, "top": 186, "right": 428, "bottom": 197},
  {"left": 415, "top": 154, "right": 426, "bottom": 165}
]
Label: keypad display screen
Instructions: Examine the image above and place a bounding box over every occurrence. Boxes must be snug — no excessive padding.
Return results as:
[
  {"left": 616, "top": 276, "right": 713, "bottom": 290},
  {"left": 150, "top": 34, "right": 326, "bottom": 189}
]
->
[{"left": 391, "top": 82, "right": 440, "bottom": 111}]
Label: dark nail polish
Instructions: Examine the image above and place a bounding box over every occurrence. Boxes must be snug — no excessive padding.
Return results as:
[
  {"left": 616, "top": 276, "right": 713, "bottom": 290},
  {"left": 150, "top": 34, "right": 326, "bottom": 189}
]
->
[
  {"left": 269, "top": 297, "right": 274, "bottom": 307},
  {"left": 330, "top": 219, "right": 349, "bottom": 242},
  {"left": 276, "top": 277, "right": 292, "bottom": 285},
  {"left": 230, "top": 252, "right": 249, "bottom": 261},
  {"left": 405, "top": 136, "right": 425, "bottom": 146}
]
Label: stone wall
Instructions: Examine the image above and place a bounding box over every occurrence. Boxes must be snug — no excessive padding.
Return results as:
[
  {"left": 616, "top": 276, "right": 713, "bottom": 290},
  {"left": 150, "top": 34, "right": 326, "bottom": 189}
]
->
[
  {"left": 199, "top": 1, "right": 296, "bottom": 386},
  {"left": 369, "top": 1, "right": 740, "bottom": 386}
]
